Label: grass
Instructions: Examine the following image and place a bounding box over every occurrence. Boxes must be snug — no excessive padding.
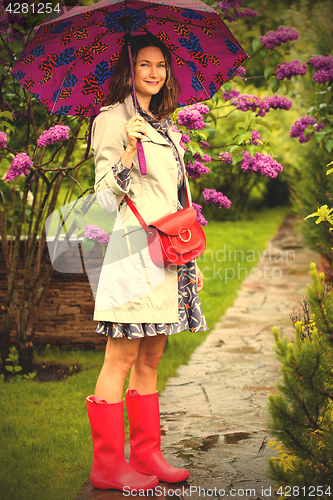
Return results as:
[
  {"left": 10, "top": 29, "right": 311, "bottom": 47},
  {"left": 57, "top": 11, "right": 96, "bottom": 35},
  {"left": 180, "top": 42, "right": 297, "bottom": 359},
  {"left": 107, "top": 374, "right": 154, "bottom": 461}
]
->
[{"left": 0, "top": 206, "right": 288, "bottom": 500}]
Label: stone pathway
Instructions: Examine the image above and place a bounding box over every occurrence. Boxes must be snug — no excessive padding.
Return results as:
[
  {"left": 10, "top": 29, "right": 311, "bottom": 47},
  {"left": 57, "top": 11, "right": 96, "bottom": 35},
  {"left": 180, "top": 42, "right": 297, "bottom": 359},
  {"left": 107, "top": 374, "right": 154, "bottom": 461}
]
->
[{"left": 76, "top": 214, "right": 320, "bottom": 500}]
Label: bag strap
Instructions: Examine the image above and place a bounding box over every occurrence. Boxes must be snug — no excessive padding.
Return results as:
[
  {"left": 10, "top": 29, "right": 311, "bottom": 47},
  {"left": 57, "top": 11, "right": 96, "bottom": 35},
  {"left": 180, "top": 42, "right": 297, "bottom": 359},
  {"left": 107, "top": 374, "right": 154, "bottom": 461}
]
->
[
  {"left": 124, "top": 194, "right": 148, "bottom": 227},
  {"left": 124, "top": 153, "right": 190, "bottom": 224}
]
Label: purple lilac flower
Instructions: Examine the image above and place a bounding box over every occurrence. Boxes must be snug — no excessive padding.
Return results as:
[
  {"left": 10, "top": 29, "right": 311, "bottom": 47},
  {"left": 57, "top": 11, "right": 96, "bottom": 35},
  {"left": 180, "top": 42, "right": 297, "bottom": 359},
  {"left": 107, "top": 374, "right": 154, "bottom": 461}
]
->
[
  {"left": 233, "top": 67, "right": 246, "bottom": 78},
  {"left": 0, "top": 131, "right": 7, "bottom": 149},
  {"left": 219, "top": 152, "right": 233, "bottom": 164},
  {"left": 309, "top": 55, "right": 333, "bottom": 70},
  {"left": 266, "top": 95, "right": 292, "bottom": 111},
  {"left": 200, "top": 141, "right": 210, "bottom": 149},
  {"left": 290, "top": 115, "right": 324, "bottom": 143},
  {"left": 84, "top": 224, "right": 110, "bottom": 245},
  {"left": 37, "top": 124, "right": 70, "bottom": 147},
  {"left": 309, "top": 56, "right": 333, "bottom": 83},
  {"left": 186, "top": 160, "right": 210, "bottom": 179},
  {"left": 194, "top": 152, "right": 211, "bottom": 163},
  {"left": 234, "top": 8, "right": 258, "bottom": 19},
  {"left": 178, "top": 103, "right": 209, "bottom": 130},
  {"left": 4, "top": 153, "right": 33, "bottom": 181},
  {"left": 276, "top": 60, "right": 307, "bottom": 80},
  {"left": 191, "top": 102, "right": 210, "bottom": 115},
  {"left": 171, "top": 125, "right": 191, "bottom": 150},
  {"left": 260, "top": 26, "right": 299, "bottom": 50},
  {"left": 223, "top": 89, "right": 240, "bottom": 102},
  {"left": 250, "top": 131, "right": 261, "bottom": 145},
  {"left": 313, "top": 69, "right": 333, "bottom": 83},
  {"left": 232, "top": 93, "right": 292, "bottom": 117},
  {"left": 192, "top": 203, "right": 208, "bottom": 226},
  {"left": 241, "top": 151, "right": 283, "bottom": 178},
  {"left": 203, "top": 188, "right": 231, "bottom": 209}
]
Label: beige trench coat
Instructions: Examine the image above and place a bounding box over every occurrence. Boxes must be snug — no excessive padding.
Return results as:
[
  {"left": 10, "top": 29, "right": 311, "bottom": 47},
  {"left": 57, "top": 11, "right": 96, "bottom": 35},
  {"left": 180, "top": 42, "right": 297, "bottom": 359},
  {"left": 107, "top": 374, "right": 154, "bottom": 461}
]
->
[{"left": 91, "top": 94, "right": 194, "bottom": 324}]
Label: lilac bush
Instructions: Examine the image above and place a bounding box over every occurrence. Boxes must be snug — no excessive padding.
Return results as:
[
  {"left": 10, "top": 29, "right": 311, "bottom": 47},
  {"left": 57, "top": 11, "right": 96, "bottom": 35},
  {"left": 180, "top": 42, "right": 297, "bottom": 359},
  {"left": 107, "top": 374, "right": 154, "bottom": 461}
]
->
[
  {"left": 0, "top": 131, "right": 7, "bottom": 149},
  {"left": 37, "top": 125, "right": 70, "bottom": 147},
  {"left": 84, "top": 224, "right": 110, "bottom": 245},
  {"left": 203, "top": 188, "right": 231, "bottom": 209},
  {"left": 192, "top": 203, "right": 208, "bottom": 226},
  {"left": 219, "top": 152, "right": 233, "bottom": 164},
  {"left": 4, "top": 153, "right": 33, "bottom": 181},
  {"left": 309, "top": 56, "right": 333, "bottom": 83},
  {"left": 290, "top": 116, "right": 324, "bottom": 143},
  {"left": 177, "top": 104, "right": 208, "bottom": 130},
  {"left": 241, "top": 151, "right": 283, "bottom": 179},
  {"left": 213, "top": 0, "right": 257, "bottom": 22},
  {"left": 260, "top": 26, "right": 299, "bottom": 50},
  {"left": 186, "top": 159, "right": 210, "bottom": 179},
  {"left": 276, "top": 60, "right": 307, "bottom": 80}
]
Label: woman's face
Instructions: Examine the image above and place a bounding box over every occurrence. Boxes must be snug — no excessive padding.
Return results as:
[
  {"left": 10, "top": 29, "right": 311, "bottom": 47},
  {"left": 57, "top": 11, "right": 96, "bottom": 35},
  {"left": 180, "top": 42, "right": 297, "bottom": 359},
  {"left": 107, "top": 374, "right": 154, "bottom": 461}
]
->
[{"left": 134, "top": 46, "right": 166, "bottom": 101}]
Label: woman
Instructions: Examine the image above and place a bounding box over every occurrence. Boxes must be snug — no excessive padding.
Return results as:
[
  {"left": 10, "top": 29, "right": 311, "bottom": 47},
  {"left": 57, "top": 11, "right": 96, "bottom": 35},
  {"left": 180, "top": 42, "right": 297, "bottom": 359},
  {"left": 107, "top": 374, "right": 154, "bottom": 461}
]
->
[{"left": 87, "top": 33, "right": 208, "bottom": 491}]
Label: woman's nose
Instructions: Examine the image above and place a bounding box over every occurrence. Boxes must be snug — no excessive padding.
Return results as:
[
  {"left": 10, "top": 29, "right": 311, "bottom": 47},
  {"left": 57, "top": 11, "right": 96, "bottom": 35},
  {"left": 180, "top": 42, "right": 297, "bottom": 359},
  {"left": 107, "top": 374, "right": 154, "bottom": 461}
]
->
[{"left": 149, "top": 67, "right": 158, "bottom": 77}]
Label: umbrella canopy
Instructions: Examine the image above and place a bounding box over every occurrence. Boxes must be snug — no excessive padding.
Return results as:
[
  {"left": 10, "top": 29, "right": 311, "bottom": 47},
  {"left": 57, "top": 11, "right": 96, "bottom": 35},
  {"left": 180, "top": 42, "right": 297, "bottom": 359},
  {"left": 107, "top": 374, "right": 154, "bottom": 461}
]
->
[{"left": 11, "top": 0, "right": 248, "bottom": 117}]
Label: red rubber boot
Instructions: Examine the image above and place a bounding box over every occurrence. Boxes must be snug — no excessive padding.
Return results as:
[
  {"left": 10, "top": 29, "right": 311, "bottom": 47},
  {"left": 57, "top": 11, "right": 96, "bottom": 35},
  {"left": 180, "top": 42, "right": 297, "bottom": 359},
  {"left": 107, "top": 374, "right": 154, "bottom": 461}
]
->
[
  {"left": 86, "top": 396, "right": 159, "bottom": 490},
  {"left": 126, "top": 389, "right": 190, "bottom": 483}
]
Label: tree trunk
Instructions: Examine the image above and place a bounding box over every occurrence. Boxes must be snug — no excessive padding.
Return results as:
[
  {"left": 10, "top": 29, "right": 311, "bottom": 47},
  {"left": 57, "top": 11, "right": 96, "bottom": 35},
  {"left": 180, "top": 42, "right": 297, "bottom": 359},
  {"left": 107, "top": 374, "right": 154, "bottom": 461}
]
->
[{"left": 18, "top": 340, "right": 34, "bottom": 375}]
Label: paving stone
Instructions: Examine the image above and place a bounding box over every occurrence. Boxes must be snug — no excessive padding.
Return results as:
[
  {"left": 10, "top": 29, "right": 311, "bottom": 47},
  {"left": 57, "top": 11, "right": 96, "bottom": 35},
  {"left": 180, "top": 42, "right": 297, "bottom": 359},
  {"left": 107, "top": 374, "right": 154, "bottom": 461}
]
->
[{"left": 75, "top": 215, "right": 320, "bottom": 500}]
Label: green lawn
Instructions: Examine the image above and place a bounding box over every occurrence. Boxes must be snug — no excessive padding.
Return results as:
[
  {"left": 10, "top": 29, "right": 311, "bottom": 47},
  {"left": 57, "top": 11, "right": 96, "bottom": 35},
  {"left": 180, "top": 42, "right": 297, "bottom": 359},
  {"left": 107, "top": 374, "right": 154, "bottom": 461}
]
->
[{"left": 0, "top": 206, "right": 288, "bottom": 500}]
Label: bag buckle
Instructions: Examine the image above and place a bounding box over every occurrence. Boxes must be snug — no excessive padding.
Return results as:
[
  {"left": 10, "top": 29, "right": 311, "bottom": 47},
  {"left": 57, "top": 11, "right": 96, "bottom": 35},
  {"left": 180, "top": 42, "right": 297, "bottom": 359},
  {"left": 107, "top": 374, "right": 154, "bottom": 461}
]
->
[{"left": 179, "top": 227, "right": 191, "bottom": 242}]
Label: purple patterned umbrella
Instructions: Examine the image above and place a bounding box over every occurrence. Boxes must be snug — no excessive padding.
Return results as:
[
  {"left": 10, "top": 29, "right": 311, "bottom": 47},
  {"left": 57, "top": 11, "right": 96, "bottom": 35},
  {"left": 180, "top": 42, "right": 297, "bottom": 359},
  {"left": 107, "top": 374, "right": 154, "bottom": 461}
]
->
[{"left": 11, "top": 0, "right": 248, "bottom": 117}]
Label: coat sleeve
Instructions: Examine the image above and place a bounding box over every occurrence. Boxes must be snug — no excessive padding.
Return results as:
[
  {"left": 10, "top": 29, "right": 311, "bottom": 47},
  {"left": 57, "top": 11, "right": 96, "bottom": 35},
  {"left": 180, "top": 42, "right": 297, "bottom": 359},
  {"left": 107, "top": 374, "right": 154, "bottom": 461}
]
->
[{"left": 91, "top": 110, "right": 132, "bottom": 204}]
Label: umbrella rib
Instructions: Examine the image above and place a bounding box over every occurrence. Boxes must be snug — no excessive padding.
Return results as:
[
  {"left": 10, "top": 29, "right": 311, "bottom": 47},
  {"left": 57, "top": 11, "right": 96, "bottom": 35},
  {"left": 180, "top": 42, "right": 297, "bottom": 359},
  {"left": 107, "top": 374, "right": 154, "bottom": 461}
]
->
[{"left": 50, "top": 28, "right": 113, "bottom": 114}]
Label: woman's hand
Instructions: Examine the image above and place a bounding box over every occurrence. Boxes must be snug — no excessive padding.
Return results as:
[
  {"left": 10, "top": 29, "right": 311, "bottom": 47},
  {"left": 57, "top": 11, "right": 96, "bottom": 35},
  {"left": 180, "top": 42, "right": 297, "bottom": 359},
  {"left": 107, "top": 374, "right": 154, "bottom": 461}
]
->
[
  {"left": 197, "top": 266, "right": 204, "bottom": 292},
  {"left": 125, "top": 114, "right": 147, "bottom": 151},
  {"left": 121, "top": 114, "right": 147, "bottom": 168}
]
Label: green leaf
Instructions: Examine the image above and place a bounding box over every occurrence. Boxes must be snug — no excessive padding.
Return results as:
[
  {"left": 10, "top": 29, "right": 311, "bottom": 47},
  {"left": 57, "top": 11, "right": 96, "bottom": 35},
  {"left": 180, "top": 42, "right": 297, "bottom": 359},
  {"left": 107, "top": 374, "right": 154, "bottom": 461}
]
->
[
  {"left": 81, "top": 238, "right": 96, "bottom": 254},
  {"left": 254, "top": 118, "right": 273, "bottom": 132},
  {"left": 5, "top": 365, "right": 14, "bottom": 372},
  {"left": 14, "top": 365, "right": 22, "bottom": 372},
  {"left": 241, "top": 30, "right": 258, "bottom": 39},
  {"left": 74, "top": 211, "right": 85, "bottom": 230},
  {"left": 223, "top": 81, "right": 231, "bottom": 92},
  {"left": 326, "top": 167, "right": 333, "bottom": 176},
  {"left": 325, "top": 140, "right": 333, "bottom": 154},
  {"left": 299, "top": 54, "right": 311, "bottom": 64},
  {"left": 275, "top": 47, "right": 285, "bottom": 57},
  {"left": 248, "top": 145, "right": 257, "bottom": 157},
  {"left": 260, "top": 48, "right": 269, "bottom": 59},
  {"left": 1, "top": 121, "right": 15, "bottom": 133},
  {"left": 251, "top": 39, "right": 262, "bottom": 52},
  {"left": 229, "top": 116, "right": 246, "bottom": 124},
  {"left": 0, "top": 111, "right": 13, "bottom": 121},
  {"left": 295, "top": 43, "right": 305, "bottom": 51},
  {"left": 188, "top": 142, "right": 203, "bottom": 155},
  {"left": 206, "top": 112, "right": 217, "bottom": 127},
  {"left": 314, "top": 132, "right": 326, "bottom": 143},
  {"left": 264, "top": 67, "right": 275, "bottom": 79},
  {"left": 269, "top": 78, "right": 280, "bottom": 92}
]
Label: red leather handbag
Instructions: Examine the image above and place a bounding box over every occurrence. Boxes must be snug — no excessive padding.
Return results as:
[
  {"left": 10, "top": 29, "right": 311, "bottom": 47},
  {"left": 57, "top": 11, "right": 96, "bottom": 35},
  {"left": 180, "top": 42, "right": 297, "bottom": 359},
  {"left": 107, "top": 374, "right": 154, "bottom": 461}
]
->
[{"left": 124, "top": 188, "right": 206, "bottom": 268}]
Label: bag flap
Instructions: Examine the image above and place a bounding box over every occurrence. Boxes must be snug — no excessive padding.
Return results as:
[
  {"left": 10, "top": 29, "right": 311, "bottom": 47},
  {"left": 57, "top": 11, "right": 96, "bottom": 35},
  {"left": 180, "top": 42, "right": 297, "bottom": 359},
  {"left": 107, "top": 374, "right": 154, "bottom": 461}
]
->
[{"left": 150, "top": 207, "right": 197, "bottom": 236}]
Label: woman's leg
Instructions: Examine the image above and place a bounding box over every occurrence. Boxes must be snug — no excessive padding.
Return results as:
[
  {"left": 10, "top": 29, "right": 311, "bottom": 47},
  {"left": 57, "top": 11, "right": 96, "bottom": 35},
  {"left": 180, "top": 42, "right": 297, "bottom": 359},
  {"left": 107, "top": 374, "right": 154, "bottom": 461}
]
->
[
  {"left": 95, "top": 336, "right": 142, "bottom": 403},
  {"left": 126, "top": 334, "right": 189, "bottom": 483},
  {"left": 128, "top": 334, "right": 168, "bottom": 394}
]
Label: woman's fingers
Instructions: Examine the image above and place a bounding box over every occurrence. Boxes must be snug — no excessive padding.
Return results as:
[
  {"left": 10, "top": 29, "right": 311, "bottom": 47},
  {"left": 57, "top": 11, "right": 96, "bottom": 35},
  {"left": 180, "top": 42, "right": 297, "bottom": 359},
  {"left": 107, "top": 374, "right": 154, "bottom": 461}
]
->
[{"left": 125, "top": 115, "right": 147, "bottom": 148}]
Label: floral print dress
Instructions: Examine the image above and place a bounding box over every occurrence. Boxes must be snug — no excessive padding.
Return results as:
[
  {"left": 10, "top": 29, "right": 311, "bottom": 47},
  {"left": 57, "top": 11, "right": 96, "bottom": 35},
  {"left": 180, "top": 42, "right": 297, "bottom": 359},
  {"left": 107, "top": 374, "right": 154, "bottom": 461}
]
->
[{"left": 95, "top": 100, "right": 208, "bottom": 339}]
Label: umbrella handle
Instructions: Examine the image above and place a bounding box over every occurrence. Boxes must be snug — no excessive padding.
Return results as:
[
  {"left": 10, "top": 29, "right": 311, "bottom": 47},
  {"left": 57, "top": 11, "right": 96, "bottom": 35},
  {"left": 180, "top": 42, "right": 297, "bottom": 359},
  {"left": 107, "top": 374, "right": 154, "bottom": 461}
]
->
[
  {"left": 128, "top": 40, "right": 147, "bottom": 176},
  {"left": 136, "top": 139, "right": 147, "bottom": 175}
]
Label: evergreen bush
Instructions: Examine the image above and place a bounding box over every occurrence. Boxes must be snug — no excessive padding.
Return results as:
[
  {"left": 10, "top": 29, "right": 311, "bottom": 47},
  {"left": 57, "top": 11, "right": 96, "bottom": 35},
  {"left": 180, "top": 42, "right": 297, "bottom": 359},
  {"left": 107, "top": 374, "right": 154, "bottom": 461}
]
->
[{"left": 268, "top": 263, "right": 333, "bottom": 494}]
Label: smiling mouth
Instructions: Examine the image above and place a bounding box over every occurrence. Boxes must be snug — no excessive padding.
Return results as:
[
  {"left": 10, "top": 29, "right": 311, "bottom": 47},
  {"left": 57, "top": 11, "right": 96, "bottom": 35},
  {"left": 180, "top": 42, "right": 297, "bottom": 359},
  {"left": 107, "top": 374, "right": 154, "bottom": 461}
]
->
[{"left": 145, "top": 81, "right": 160, "bottom": 85}]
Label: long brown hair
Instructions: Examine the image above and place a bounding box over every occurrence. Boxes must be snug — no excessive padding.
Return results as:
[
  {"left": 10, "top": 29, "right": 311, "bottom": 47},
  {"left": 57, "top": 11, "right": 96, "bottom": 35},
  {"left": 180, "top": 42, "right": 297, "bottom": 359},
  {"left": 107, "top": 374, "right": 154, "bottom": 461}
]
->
[{"left": 102, "top": 34, "right": 181, "bottom": 120}]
